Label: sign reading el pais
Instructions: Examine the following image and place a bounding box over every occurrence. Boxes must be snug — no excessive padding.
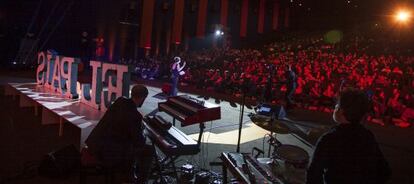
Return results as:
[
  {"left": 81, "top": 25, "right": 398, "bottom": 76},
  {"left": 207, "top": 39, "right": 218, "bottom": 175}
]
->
[{"left": 36, "top": 51, "right": 131, "bottom": 111}]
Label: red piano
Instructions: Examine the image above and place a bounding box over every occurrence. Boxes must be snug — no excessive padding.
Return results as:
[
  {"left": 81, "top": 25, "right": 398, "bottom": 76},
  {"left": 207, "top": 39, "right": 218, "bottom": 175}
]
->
[{"left": 158, "top": 95, "right": 221, "bottom": 127}]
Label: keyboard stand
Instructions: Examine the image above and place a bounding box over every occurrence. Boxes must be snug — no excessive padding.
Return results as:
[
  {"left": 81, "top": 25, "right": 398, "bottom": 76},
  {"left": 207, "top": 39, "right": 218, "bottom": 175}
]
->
[
  {"left": 149, "top": 121, "right": 207, "bottom": 182},
  {"left": 150, "top": 148, "right": 180, "bottom": 183}
]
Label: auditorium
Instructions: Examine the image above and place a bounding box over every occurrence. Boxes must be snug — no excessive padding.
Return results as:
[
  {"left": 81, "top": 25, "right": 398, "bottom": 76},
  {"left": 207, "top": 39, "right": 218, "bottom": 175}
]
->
[{"left": 0, "top": 0, "right": 413, "bottom": 183}]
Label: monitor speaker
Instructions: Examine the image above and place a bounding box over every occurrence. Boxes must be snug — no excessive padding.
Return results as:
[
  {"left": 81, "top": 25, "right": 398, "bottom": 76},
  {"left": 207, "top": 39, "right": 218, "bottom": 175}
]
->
[{"left": 257, "top": 103, "right": 286, "bottom": 120}]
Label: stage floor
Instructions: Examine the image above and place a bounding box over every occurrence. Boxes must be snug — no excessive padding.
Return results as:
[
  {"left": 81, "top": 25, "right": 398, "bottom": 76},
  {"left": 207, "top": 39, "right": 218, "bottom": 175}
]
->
[
  {"left": 140, "top": 85, "right": 324, "bottom": 159},
  {"left": 0, "top": 73, "right": 413, "bottom": 183}
]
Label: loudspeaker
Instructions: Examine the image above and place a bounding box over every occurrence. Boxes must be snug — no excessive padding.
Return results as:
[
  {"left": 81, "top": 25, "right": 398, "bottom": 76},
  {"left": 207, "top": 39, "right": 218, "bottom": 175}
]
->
[
  {"left": 273, "top": 105, "right": 286, "bottom": 120},
  {"left": 38, "top": 145, "right": 80, "bottom": 178},
  {"left": 162, "top": 2, "right": 169, "bottom": 10}
]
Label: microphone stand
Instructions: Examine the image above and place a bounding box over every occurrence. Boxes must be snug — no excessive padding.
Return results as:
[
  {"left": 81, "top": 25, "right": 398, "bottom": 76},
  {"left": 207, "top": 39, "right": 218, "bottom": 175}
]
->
[
  {"left": 268, "top": 113, "right": 275, "bottom": 157},
  {"left": 236, "top": 91, "right": 246, "bottom": 153},
  {"left": 236, "top": 79, "right": 249, "bottom": 153}
]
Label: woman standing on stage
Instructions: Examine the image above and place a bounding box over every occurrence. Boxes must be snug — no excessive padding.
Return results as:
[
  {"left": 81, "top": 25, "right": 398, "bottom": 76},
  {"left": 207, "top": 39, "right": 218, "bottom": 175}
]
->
[{"left": 171, "top": 56, "right": 186, "bottom": 96}]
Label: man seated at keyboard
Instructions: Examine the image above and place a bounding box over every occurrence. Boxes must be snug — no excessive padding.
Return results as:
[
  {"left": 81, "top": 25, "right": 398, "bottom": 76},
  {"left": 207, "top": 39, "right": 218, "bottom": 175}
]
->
[{"left": 85, "top": 84, "right": 153, "bottom": 183}]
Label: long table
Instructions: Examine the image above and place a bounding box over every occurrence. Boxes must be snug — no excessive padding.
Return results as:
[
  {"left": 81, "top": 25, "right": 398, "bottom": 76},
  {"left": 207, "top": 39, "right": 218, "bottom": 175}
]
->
[{"left": 5, "top": 83, "right": 104, "bottom": 149}]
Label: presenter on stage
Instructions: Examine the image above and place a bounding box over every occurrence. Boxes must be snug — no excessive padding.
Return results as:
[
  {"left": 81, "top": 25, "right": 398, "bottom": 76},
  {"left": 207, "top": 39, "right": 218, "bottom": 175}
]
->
[
  {"left": 85, "top": 84, "right": 153, "bottom": 182},
  {"left": 170, "top": 56, "right": 186, "bottom": 96}
]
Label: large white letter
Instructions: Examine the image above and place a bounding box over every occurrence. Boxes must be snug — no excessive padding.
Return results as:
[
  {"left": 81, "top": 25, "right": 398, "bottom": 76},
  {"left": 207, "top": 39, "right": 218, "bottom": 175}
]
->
[
  {"left": 36, "top": 52, "right": 46, "bottom": 85},
  {"left": 100, "top": 63, "right": 131, "bottom": 111},
  {"left": 60, "top": 56, "right": 79, "bottom": 98},
  {"left": 80, "top": 61, "right": 102, "bottom": 109},
  {"left": 51, "top": 56, "right": 61, "bottom": 92},
  {"left": 44, "top": 52, "right": 56, "bottom": 90}
]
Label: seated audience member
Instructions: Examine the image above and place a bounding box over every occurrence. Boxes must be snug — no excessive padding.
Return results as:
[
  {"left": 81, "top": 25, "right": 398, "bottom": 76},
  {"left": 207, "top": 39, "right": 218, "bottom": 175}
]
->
[
  {"left": 307, "top": 88, "right": 391, "bottom": 184},
  {"left": 398, "top": 93, "right": 414, "bottom": 125},
  {"left": 85, "top": 84, "right": 153, "bottom": 182},
  {"left": 132, "top": 34, "right": 414, "bottom": 122}
]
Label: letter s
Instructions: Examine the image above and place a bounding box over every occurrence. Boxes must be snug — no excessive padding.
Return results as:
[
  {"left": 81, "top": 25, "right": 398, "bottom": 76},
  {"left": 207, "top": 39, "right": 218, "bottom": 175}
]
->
[{"left": 36, "top": 52, "right": 46, "bottom": 85}]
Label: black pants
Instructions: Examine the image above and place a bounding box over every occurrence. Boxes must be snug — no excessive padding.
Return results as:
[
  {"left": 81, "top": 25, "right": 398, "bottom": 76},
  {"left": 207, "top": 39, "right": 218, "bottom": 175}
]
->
[
  {"left": 285, "top": 84, "right": 297, "bottom": 109},
  {"left": 171, "top": 76, "right": 179, "bottom": 96},
  {"left": 134, "top": 144, "right": 156, "bottom": 183}
]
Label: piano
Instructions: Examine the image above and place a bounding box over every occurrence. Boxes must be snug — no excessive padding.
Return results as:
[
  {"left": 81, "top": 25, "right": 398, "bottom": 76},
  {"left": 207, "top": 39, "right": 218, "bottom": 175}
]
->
[
  {"left": 158, "top": 95, "right": 221, "bottom": 127},
  {"left": 144, "top": 96, "right": 221, "bottom": 180},
  {"left": 221, "top": 152, "right": 284, "bottom": 184},
  {"left": 144, "top": 115, "right": 199, "bottom": 156}
]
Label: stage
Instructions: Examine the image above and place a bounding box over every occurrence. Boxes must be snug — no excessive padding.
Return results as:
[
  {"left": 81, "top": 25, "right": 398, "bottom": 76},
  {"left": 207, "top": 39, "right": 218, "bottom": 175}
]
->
[
  {"left": 3, "top": 79, "right": 332, "bottom": 150},
  {"left": 0, "top": 73, "right": 413, "bottom": 183}
]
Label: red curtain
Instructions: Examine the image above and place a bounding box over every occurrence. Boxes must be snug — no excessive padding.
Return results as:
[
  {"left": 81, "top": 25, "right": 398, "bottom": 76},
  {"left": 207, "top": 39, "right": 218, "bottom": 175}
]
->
[
  {"left": 139, "top": 0, "right": 155, "bottom": 48},
  {"left": 220, "top": 0, "right": 228, "bottom": 27},
  {"left": 172, "top": 0, "right": 184, "bottom": 44},
  {"left": 155, "top": 17, "right": 162, "bottom": 56},
  {"left": 240, "top": 0, "right": 248, "bottom": 37},
  {"left": 272, "top": 0, "right": 279, "bottom": 30},
  {"left": 284, "top": 6, "right": 290, "bottom": 28},
  {"left": 258, "top": 0, "right": 265, "bottom": 34},
  {"left": 197, "top": 0, "right": 208, "bottom": 38}
]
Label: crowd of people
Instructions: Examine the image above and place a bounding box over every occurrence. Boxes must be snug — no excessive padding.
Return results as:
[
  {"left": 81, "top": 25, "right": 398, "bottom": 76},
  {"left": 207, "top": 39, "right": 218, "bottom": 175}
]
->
[
  {"left": 130, "top": 33, "right": 414, "bottom": 126},
  {"left": 118, "top": 58, "right": 161, "bottom": 80}
]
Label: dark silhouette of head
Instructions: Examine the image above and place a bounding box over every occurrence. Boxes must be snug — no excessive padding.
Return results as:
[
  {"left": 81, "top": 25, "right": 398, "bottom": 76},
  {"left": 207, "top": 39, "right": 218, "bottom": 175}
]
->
[
  {"left": 334, "top": 88, "right": 370, "bottom": 124},
  {"left": 131, "top": 84, "right": 148, "bottom": 107}
]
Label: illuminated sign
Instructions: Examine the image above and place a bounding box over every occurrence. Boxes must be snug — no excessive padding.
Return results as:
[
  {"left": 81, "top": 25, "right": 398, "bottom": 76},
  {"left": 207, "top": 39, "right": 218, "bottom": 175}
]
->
[{"left": 36, "top": 51, "right": 131, "bottom": 110}]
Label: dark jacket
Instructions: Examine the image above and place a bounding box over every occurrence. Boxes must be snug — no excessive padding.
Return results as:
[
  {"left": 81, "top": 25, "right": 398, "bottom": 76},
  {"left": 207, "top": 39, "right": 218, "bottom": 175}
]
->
[
  {"left": 307, "top": 123, "right": 391, "bottom": 184},
  {"left": 285, "top": 69, "right": 297, "bottom": 88},
  {"left": 85, "top": 97, "right": 145, "bottom": 167}
]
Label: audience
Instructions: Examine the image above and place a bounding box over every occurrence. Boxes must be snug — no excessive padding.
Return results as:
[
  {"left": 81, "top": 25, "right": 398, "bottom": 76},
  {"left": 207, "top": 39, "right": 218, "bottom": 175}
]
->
[{"left": 125, "top": 33, "right": 414, "bottom": 126}]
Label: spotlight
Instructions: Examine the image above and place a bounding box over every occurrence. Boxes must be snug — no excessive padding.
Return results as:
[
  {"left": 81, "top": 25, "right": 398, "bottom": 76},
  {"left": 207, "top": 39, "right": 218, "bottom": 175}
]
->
[
  {"left": 395, "top": 9, "right": 411, "bottom": 23},
  {"left": 215, "top": 30, "right": 221, "bottom": 36}
]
